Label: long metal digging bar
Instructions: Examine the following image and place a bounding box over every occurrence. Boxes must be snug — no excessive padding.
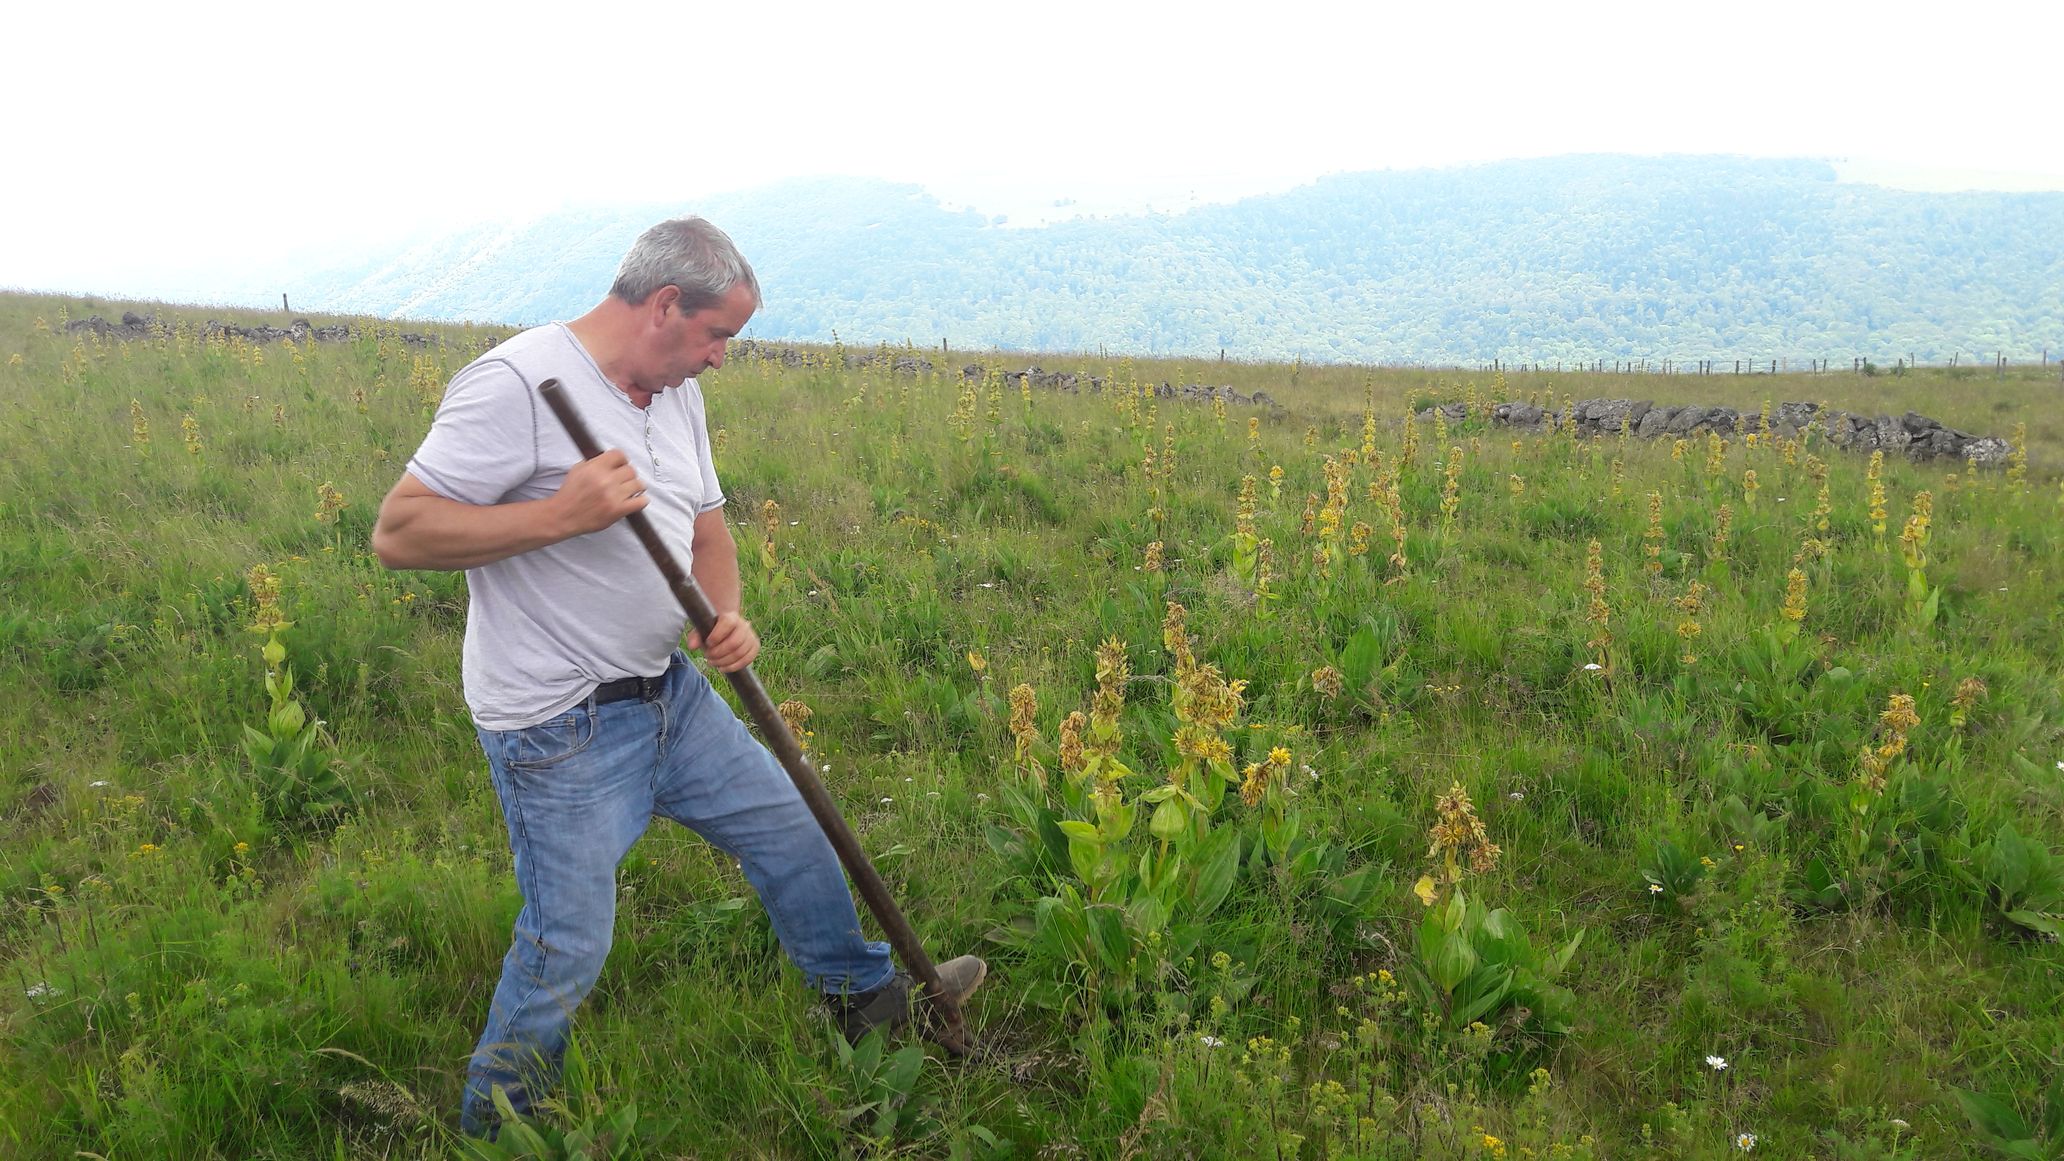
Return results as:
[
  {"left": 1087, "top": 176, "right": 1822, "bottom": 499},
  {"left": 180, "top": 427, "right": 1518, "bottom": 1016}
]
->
[{"left": 538, "top": 378, "right": 971, "bottom": 1056}]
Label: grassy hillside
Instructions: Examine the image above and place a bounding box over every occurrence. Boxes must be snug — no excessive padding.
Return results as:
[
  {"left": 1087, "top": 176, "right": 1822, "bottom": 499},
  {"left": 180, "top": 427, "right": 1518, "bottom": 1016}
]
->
[
  {"left": 2, "top": 291, "right": 2061, "bottom": 1159},
  {"left": 285, "top": 157, "right": 2064, "bottom": 364}
]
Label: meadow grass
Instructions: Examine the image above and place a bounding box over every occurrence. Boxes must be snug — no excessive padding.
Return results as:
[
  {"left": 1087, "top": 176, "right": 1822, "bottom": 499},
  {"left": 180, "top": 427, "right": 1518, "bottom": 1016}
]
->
[{"left": 2, "top": 290, "right": 2061, "bottom": 1159}]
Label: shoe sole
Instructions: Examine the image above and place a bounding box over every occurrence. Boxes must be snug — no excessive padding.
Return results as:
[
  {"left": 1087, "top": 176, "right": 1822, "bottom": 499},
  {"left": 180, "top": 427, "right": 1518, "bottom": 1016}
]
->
[{"left": 939, "top": 959, "right": 987, "bottom": 1004}]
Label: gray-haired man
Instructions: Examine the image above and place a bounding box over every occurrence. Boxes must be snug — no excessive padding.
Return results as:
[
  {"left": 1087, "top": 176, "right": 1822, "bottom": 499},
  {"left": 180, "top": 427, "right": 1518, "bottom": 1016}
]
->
[{"left": 372, "top": 218, "right": 984, "bottom": 1136}]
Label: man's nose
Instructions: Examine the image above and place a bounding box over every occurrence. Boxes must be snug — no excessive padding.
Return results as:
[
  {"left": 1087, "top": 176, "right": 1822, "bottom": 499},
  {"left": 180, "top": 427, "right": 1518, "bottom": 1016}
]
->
[{"left": 706, "top": 342, "right": 727, "bottom": 370}]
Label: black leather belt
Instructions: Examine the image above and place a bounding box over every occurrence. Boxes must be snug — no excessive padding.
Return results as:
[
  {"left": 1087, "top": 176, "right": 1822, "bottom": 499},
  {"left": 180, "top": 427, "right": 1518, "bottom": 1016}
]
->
[{"left": 593, "top": 674, "right": 665, "bottom": 704}]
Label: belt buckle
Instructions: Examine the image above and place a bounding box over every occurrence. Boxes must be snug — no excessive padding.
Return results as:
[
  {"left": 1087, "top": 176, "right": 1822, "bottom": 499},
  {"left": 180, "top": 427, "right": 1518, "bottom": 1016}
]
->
[{"left": 639, "top": 675, "right": 660, "bottom": 701}]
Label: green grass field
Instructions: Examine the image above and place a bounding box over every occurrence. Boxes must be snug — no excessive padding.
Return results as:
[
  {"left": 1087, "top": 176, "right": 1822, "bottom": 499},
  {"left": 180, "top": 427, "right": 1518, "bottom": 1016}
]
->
[{"left": 2, "top": 292, "right": 2060, "bottom": 1159}]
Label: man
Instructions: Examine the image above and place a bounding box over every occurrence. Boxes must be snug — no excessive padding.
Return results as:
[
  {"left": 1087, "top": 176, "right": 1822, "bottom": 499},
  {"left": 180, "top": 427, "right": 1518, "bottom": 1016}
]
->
[{"left": 372, "top": 217, "right": 984, "bottom": 1137}]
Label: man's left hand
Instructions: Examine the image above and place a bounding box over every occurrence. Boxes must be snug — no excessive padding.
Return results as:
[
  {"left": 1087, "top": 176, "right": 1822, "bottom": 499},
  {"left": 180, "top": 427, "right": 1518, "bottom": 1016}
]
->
[{"left": 688, "top": 611, "right": 760, "bottom": 673}]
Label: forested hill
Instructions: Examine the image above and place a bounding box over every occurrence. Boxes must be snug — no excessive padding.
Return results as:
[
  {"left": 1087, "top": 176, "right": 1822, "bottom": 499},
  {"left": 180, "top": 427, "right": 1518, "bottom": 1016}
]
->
[{"left": 294, "top": 155, "right": 2064, "bottom": 364}]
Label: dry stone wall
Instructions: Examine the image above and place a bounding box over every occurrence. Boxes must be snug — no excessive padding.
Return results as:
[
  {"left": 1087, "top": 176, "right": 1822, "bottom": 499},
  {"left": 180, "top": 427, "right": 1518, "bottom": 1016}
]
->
[
  {"left": 1422, "top": 398, "right": 2013, "bottom": 465},
  {"left": 62, "top": 312, "right": 496, "bottom": 352},
  {"left": 727, "top": 342, "right": 1282, "bottom": 410}
]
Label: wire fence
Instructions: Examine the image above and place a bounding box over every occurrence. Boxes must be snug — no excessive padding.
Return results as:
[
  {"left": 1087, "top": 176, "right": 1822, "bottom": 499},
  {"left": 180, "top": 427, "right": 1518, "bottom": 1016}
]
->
[{"left": 1475, "top": 351, "right": 2064, "bottom": 377}]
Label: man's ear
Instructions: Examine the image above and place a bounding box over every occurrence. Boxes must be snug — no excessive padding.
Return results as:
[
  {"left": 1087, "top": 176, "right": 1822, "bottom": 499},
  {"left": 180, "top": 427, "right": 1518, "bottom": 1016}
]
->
[{"left": 648, "top": 284, "right": 682, "bottom": 325}]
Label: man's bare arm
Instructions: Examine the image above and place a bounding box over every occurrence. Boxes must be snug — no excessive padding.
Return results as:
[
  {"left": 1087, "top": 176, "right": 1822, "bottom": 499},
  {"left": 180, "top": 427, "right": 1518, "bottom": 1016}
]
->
[
  {"left": 371, "top": 451, "right": 647, "bottom": 572},
  {"left": 684, "top": 507, "right": 760, "bottom": 672},
  {"left": 688, "top": 507, "right": 742, "bottom": 615}
]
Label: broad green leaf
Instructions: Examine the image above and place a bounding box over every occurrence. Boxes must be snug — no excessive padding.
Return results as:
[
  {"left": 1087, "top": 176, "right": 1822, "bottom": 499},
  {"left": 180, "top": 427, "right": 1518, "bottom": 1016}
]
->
[
  {"left": 1057, "top": 819, "right": 1101, "bottom": 844},
  {"left": 1443, "top": 888, "right": 1470, "bottom": 933},
  {"left": 1545, "top": 928, "right": 1587, "bottom": 977},
  {"left": 1322, "top": 865, "right": 1382, "bottom": 918},
  {"left": 269, "top": 698, "right": 306, "bottom": 737},
  {"left": 1034, "top": 892, "right": 1089, "bottom": 964},
  {"left": 1086, "top": 904, "right": 1131, "bottom": 971},
  {"left": 2003, "top": 910, "right": 2063, "bottom": 937},
  {"left": 1264, "top": 809, "right": 1301, "bottom": 860},
  {"left": 1988, "top": 824, "right": 2033, "bottom": 900},
  {"left": 1955, "top": 1088, "right": 2034, "bottom": 1144},
  {"left": 1127, "top": 890, "right": 1170, "bottom": 935},
  {"left": 2042, "top": 1074, "right": 2064, "bottom": 1149},
  {"left": 1418, "top": 905, "right": 1447, "bottom": 966},
  {"left": 1451, "top": 964, "right": 1514, "bottom": 1027},
  {"left": 1476, "top": 910, "right": 1531, "bottom": 968},
  {"left": 885, "top": 1043, "right": 925, "bottom": 1093},
  {"left": 983, "top": 916, "right": 1035, "bottom": 949},
  {"left": 1150, "top": 798, "right": 1187, "bottom": 841},
  {"left": 1341, "top": 624, "right": 1382, "bottom": 688},
  {"left": 1431, "top": 927, "right": 1478, "bottom": 992},
  {"left": 1192, "top": 830, "right": 1242, "bottom": 917},
  {"left": 1036, "top": 808, "right": 1072, "bottom": 866},
  {"left": 1289, "top": 843, "right": 1328, "bottom": 880},
  {"left": 984, "top": 823, "right": 1026, "bottom": 860},
  {"left": 1101, "top": 797, "right": 1136, "bottom": 842}
]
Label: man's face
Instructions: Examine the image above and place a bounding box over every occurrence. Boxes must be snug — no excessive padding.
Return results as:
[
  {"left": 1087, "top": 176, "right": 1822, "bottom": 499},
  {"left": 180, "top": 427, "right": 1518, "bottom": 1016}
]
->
[{"left": 659, "top": 282, "right": 755, "bottom": 387}]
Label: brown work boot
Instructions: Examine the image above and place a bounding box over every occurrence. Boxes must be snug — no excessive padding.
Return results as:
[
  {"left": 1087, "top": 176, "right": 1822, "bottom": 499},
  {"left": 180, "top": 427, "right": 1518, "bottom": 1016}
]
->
[{"left": 829, "top": 955, "right": 987, "bottom": 1043}]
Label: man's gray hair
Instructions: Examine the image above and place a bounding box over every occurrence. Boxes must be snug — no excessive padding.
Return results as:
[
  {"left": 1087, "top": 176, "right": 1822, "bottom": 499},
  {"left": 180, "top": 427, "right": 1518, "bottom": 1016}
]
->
[{"left": 610, "top": 217, "right": 761, "bottom": 312}]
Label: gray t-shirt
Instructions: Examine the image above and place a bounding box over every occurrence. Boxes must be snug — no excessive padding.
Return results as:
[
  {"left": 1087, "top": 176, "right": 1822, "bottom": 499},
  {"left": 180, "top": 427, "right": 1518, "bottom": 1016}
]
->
[{"left": 405, "top": 323, "right": 725, "bottom": 730}]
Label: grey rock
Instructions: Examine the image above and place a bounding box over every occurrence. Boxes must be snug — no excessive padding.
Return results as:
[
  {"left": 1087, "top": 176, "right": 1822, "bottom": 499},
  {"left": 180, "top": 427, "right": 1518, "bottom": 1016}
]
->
[
  {"left": 1496, "top": 402, "right": 1548, "bottom": 429},
  {"left": 1962, "top": 437, "right": 2012, "bottom": 466},
  {"left": 1830, "top": 412, "right": 1879, "bottom": 451},
  {"left": 1666, "top": 405, "right": 1711, "bottom": 434}
]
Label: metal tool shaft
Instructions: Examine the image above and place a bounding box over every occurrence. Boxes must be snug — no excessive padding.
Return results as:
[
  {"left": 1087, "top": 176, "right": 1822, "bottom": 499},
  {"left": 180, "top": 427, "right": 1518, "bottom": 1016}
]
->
[{"left": 538, "top": 378, "right": 967, "bottom": 1053}]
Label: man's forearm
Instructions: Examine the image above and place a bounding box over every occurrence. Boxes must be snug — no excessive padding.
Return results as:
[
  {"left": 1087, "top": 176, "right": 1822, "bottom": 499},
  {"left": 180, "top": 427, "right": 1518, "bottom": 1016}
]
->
[
  {"left": 690, "top": 525, "right": 744, "bottom": 616},
  {"left": 373, "top": 493, "right": 575, "bottom": 571}
]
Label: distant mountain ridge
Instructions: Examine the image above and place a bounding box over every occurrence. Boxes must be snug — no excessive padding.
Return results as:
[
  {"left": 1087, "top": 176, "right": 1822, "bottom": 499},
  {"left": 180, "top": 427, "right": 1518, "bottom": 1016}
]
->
[{"left": 292, "top": 155, "right": 2064, "bottom": 364}]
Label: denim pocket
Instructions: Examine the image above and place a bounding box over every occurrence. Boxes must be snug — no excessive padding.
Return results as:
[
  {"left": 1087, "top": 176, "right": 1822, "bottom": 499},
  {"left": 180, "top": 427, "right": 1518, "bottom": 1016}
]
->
[{"left": 506, "top": 706, "right": 596, "bottom": 771}]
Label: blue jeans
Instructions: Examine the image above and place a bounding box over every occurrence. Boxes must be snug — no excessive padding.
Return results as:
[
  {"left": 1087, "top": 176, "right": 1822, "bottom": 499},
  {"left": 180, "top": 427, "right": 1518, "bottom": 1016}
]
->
[{"left": 459, "top": 653, "right": 893, "bottom": 1135}]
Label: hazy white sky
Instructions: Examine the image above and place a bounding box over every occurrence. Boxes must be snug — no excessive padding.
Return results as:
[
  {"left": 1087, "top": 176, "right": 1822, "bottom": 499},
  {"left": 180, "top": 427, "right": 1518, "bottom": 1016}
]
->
[{"left": 6, "top": 0, "right": 2059, "bottom": 298}]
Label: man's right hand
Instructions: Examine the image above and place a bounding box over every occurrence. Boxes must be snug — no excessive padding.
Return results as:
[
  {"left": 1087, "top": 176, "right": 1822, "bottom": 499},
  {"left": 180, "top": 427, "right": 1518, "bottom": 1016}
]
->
[{"left": 553, "top": 448, "right": 650, "bottom": 536}]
